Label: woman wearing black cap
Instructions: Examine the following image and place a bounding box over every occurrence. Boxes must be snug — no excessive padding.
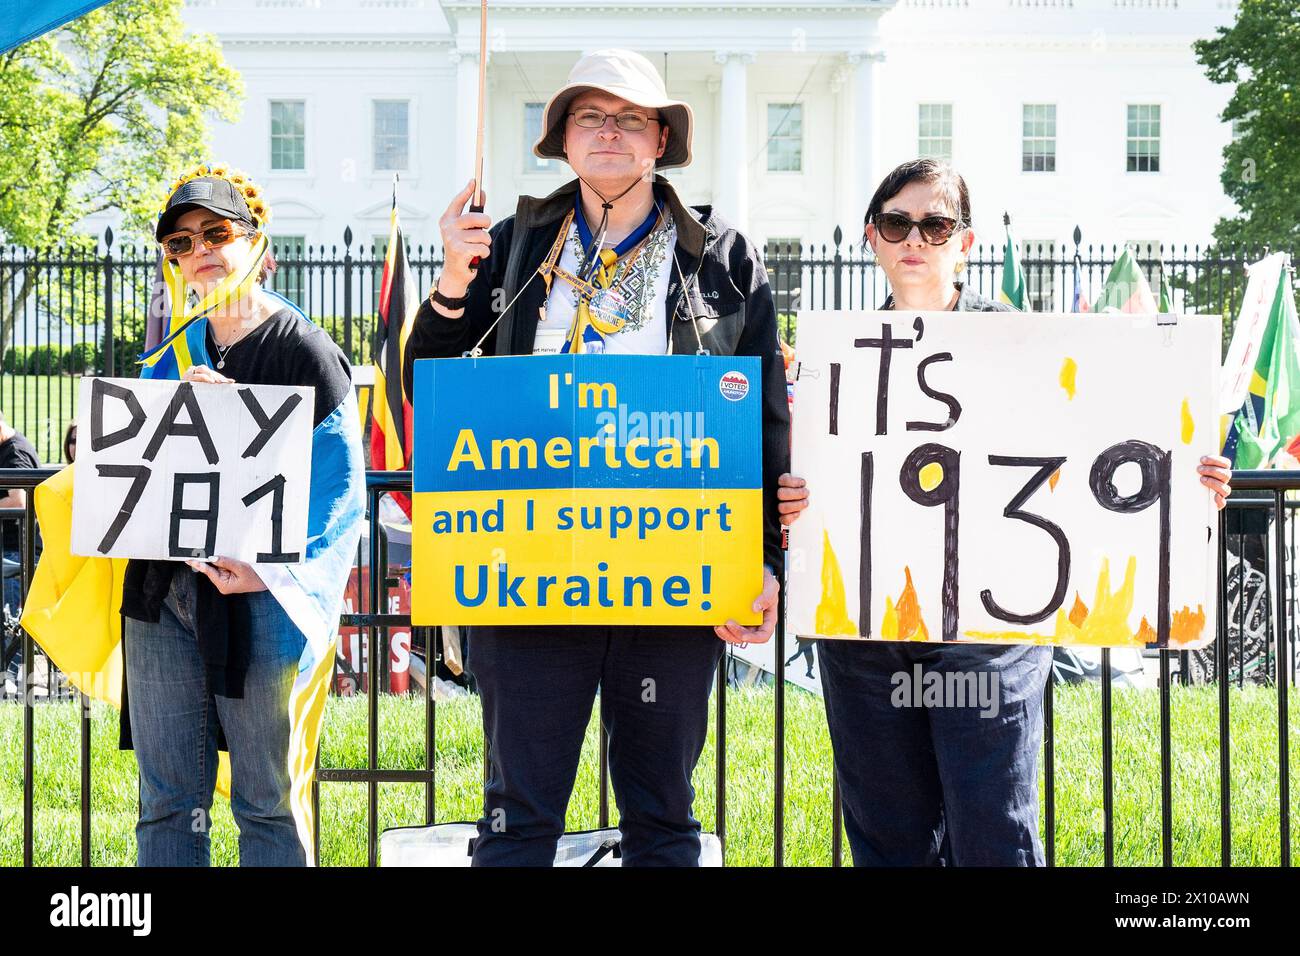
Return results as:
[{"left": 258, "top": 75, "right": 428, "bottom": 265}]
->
[
  {"left": 777, "top": 158, "right": 1233, "bottom": 865},
  {"left": 120, "top": 165, "right": 364, "bottom": 866}
]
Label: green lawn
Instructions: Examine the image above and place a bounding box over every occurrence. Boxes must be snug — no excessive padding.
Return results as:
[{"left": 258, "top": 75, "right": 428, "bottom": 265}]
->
[
  {"left": 1, "top": 683, "right": 1296, "bottom": 867},
  {"left": 0, "top": 373, "right": 79, "bottom": 465}
]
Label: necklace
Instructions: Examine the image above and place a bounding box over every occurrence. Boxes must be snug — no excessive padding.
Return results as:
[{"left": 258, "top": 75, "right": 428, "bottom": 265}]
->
[{"left": 212, "top": 323, "right": 253, "bottom": 369}]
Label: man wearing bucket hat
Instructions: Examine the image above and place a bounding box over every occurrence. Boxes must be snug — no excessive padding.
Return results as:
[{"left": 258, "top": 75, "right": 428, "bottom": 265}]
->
[{"left": 404, "top": 49, "right": 790, "bottom": 866}]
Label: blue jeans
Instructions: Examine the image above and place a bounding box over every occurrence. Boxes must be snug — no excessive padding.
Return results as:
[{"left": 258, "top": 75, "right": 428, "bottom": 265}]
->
[
  {"left": 818, "top": 639, "right": 1052, "bottom": 866},
  {"left": 3, "top": 547, "right": 22, "bottom": 617},
  {"left": 467, "top": 624, "right": 723, "bottom": 866},
  {"left": 125, "top": 569, "right": 308, "bottom": 866}
]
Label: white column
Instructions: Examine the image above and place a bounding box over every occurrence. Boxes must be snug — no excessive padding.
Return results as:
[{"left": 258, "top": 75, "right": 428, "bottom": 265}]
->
[
  {"left": 846, "top": 50, "right": 884, "bottom": 232},
  {"left": 713, "top": 51, "right": 754, "bottom": 232},
  {"left": 452, "top": 49, "right": 486, "bottom": 194}
]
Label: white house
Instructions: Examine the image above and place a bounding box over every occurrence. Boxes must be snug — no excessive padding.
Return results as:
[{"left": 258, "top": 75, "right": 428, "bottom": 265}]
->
[{"left": 151, "top": 0, "right": 1240, "bottom": 266}]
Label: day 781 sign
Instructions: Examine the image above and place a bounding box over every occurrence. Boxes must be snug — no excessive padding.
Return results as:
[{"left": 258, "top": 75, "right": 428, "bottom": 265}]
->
[
  {"left": 71, "top": 377, "right": 313, "bottom": 563},
  {"left": 786, "top": 310, "right": 1221, "bottom": 650}
]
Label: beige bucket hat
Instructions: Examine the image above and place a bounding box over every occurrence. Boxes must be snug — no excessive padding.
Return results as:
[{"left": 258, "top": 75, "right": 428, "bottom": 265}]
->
[{"left": 533, "top": 49, "right": 694, "bottom": 170}]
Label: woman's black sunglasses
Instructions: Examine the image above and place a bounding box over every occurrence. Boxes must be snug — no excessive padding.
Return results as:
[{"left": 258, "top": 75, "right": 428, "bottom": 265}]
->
[{"left": 871, "top": 212, "right": 963, "bottom": 245}]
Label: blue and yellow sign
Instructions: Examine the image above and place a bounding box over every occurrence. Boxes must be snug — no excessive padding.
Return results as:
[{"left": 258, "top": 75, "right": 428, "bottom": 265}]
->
[{"left": 411, "top": 354, "right": 763, "bottom": 625}]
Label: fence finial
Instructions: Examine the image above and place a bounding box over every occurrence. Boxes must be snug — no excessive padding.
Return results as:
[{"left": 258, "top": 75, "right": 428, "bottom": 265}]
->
[
  {"left": 103, "top": 226, "right": 114, "bottom": 250},
  {"left": 1073, "top": 225, "right": 1082, "bottom": 246},
  {"left": 1003, "top": 211, "right": 1010, "bottom": 227},
  {"left": 343, "top": 226, "right": 353, "bottom": 249}
]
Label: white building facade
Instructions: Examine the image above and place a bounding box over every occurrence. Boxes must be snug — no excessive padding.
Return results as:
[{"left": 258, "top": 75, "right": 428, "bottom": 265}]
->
[{"left": 161, "top": 0, "right": 1240, "bottom": 261}]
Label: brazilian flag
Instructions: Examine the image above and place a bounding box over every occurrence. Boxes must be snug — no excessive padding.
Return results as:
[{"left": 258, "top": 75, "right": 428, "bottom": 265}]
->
[
  {"left": 998, "top": 213, "right": 1028, "bottom": 310},
  {"left": 1224, "top": 263, "right": 1300, "bottom": 468}
]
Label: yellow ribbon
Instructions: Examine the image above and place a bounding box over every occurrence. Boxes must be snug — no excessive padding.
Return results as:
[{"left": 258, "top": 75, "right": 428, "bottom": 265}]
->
[
  {"left": 565, "top": 248, "right": 623, "bottom": 354},
  {"left": 140, "top": 232, "right": 270, "bottom": 372}
]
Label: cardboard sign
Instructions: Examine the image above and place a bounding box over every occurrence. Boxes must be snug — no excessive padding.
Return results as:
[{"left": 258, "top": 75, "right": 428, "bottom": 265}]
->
[
  {"left": 71, "top": 377, "right": 313, "bottom": 563},
  {"left": 786, "top": 311, "right": 1221, "bottom": 649},
  {"left": 410, "top": 354, "right": 763, "bottom": 626}
]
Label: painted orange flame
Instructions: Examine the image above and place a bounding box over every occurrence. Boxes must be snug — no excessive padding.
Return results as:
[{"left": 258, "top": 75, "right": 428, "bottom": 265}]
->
[
  {"left": 1171, "top": 605, "right": 1207, "bottom": 645},
  {"left": 1136, "top": 617, "right": 1157, "bottom": 645},
  {"left": 882, "top": 566, "right": 930, "bottom": 641},
  {"left": 1068, "top": 593, "right": 1089, "bottom": 627}
]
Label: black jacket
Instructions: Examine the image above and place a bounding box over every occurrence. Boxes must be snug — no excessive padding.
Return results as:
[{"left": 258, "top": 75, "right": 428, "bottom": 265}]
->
[{"left": 403, "top": 176, "right": 791, "bottom": 571}]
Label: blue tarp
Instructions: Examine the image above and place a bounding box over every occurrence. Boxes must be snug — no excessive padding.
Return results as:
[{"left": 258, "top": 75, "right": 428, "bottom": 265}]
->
[{"left": 2, "top": 2, "right": 114, "bottom": 53}]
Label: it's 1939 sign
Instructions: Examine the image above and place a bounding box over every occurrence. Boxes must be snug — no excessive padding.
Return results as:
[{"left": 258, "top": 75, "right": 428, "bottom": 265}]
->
[{"left": 786, "top": 311, "right": 1221, "bottom": 649}]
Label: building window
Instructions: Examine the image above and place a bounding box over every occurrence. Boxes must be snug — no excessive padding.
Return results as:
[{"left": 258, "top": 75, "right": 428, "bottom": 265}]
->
[
  {"left": 1126, "top": 104, "right": 1161, "bottom": 172},
  {"left": 1022, "top": 104, "right": 1056, "bottom": 172},
  {"left": 373, "top": 100, "right": 410, "bottom": 171},
  {"left": 523, "top": 102, "right": 552, "bottom": 172},
  {"left": 765, "top": 237, "right": 802, "bottom": 315},
  {"left": 918, "top": 104, "right": 952, "bottom": 161},
  {"left": 766, "top": 104, "right": 803, "bottom": 172},
  {"left": 1023, "top": 239, "right": 1057, "bottom": 311},
  {"left": 270, "top": 235, "right": 306, "bottom": 305},
  {"left": 270, "top": 100, "right": 306, "bottom": 171}
]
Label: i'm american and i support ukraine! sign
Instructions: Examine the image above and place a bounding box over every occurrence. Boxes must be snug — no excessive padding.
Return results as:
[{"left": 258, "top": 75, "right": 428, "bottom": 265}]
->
[{"left": 411, "top": 355, "right": 765, "bottom": 626}]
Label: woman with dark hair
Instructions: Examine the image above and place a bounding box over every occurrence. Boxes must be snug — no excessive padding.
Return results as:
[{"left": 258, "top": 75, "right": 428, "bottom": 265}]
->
[{"left": 776, "top": 158, "right": 1232, "bottom": 865}]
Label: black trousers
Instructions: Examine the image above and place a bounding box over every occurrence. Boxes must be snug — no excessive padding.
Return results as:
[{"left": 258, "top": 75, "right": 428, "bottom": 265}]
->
[{"left": 466, "top": 623, "right": 723, "bottom": 866}]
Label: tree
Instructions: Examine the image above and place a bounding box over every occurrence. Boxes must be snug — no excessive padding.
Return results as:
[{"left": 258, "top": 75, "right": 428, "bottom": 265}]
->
[
  {"left": 1195, "top": 0, "right": 1299, "bottom": 248},
  {"left": 0, "top": 0, "right": 243, "bottom": 364}
]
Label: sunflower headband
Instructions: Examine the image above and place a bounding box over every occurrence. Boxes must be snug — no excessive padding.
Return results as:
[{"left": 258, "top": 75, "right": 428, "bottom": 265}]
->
[{"left": 156, "top": 162, "right": 273, "bottom": 230}]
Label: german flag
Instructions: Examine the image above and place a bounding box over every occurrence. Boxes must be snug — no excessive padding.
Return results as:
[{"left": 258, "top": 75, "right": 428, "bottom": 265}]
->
[{"left": 371, "top": 191, "right": 416, "bottom": 516}]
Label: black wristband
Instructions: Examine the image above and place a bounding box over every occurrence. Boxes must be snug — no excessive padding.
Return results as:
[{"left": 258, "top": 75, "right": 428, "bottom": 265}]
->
[{"left": 429, "top": 282, "right": 470, "bottom": 311}]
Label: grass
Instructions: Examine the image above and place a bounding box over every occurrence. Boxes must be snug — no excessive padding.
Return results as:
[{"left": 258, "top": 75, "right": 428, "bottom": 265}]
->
[
  {"left": 0, "top": 373, "right": 79, "bottom": 465},
  {"left": 1, "top": 682, "right": 1296, "bottom": 867}
]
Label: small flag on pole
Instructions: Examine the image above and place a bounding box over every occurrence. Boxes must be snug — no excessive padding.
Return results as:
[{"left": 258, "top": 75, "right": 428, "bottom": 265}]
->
[
  {"left": 1091, "top": 245, "right": 1158, "bottom": 314},
  {"left": 1158, "top": 260, "right": 1175, "bottom": 313},
  {"left": 998, "top": 212, "right": 1029, "bottom": 311},
  {"left": 370, "top": 178, "right": 417, "bottom": 517}
]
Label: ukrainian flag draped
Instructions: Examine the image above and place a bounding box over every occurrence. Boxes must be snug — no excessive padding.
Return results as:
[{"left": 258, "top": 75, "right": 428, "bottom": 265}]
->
[
  {"left": 0, "top": 1, "right": 114, "bottom": 52},
  {"left": 1222, "top": 260, "right": 1300, "bottom": 469},
  {"left": 21, "top": 288, "right": 365, "bottom": 865},
  {"left": 370, "top": 195, "right": 417, "bottom": 516}
]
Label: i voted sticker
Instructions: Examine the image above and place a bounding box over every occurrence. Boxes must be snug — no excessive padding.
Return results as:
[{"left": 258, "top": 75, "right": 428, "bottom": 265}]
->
[{"left": 719, "top": 370, "right": 749, "bottom": 402}]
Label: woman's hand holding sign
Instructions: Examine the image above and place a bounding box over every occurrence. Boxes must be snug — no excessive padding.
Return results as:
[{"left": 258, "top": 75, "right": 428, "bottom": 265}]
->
[
  {"left": 715, "top": 566, "right": 780, "bottom": 645},
  {"left": 777, "top": 473, "right": 810, "bottom": 526},
  {"left": 187, "top": 556, "right": 267, "bottom": 594},
  {"left": 182, "top": 364, "right": 234, "bottom": 386},
  {"left": 1197, "top": 454, "right": 1232, "bottom": 509}
]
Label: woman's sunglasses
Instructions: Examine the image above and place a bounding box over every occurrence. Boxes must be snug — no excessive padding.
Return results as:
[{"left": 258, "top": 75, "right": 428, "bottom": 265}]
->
[
  {"left": 871, "top": 212, "right": 963, "bottom": 245},
  {"left": 159, "top": 220, "right": 252, "bottom": 258}
]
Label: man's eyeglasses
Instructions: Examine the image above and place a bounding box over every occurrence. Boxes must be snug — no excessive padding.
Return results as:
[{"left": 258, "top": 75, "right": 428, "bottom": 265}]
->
[
  {"left": 569, "top": 107, "right": 661, "bottom": 132},
  {"left": 871, "top": 212, "right": 963, "bottom": 246},
  {"left": 159, "top": 220, "right": 253, "bottom": 258}
]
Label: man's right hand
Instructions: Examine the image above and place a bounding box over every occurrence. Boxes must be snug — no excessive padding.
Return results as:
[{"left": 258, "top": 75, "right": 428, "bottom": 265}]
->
[{"left": 437, "top": 178, "right": 492, "bottom": 295}]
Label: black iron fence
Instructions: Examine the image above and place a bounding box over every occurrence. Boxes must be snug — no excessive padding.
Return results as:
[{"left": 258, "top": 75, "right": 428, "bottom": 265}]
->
[
  {"left": 1, "top": 229, "right": 1291, "bottom": 464},
  {"left": 2, "top": 467, "right": 1296, "bottom": 867}
]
